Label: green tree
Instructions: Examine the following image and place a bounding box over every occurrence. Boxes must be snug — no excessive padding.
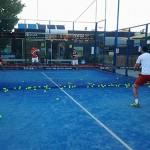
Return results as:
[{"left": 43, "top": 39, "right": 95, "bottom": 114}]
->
[{"left": 0, "top": 0, "right": 24, "bottom": 53}]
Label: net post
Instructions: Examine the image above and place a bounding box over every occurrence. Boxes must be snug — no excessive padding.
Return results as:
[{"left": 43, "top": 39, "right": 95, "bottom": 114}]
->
[
  {"left": 94, "top": 22, "right": 98, "bottom": 64},
  {"left": 125, "top": 28, "right": 131, "bottom": 76},
  {"left": 145, "top": 24, "right": 148, "bottom": 44}
]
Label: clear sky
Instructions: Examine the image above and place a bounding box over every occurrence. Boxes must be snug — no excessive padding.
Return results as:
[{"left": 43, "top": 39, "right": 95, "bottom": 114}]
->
[{"left": 18, "top": 0, "right": 150, "bottom": 31}]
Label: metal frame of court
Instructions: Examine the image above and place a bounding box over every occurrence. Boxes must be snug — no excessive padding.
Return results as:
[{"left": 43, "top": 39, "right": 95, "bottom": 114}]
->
[{"left": 0, "top": 20, "right": 150, "bottom": 75}]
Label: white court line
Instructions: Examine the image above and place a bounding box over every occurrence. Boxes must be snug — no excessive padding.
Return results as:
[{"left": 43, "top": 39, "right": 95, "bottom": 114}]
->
[{"left": 41, "top": 72, "right": 134, "bottom": 150}]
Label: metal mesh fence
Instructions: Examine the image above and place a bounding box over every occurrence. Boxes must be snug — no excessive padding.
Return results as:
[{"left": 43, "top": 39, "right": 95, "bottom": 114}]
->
[{"left": 0, "top": 19, "right": 150, "bottom": 76}]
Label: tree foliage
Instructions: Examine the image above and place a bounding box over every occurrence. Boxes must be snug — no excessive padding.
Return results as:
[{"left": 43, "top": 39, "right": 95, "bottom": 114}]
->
[
  {"left": 0, "top": 0, "right": 24, "bottom": 31},
  {"left": 0, "top": 0, "right": 24, "bottom": 52}
]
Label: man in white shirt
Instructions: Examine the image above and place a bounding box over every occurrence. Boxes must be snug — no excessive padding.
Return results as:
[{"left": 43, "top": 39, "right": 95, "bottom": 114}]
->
[{"left": 131, "top": 46, "right": 150, "bottom": 107}]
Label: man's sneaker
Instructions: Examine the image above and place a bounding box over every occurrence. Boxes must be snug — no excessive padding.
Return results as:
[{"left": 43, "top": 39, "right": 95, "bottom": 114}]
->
[{"left": 130, "top": 102, "right": 140, "bottom": 108}]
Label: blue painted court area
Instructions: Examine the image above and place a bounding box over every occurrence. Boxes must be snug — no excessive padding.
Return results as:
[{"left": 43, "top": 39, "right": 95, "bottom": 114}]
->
[{"left": 0, "top": 69, "right": 150, "bottom": 150}]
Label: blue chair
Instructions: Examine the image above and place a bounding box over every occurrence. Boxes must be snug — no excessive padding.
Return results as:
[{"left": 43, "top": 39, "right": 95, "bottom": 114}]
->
[
  {"left": 18, "top": 23, "right": 27, "bottom": 29},
  {"left": 47, "top": 25, "right": 56, "bottom": 29},
  {"left": 56, "top": 25, "right": 65, "bottom": 30},
  {"left": 38, "top": 24, "right": 46, "bottom": 30},
  {"left": 28, "top": 24, "right": 37, "bottom": 29}
]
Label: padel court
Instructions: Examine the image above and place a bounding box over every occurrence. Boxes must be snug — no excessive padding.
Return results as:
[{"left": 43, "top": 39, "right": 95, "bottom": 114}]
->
[{"left": 0, "top": 69, "right": 150, "bottom": 150}]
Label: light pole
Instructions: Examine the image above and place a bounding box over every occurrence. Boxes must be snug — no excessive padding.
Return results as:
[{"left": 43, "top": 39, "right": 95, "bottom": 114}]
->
[
  {"left": 36, "top": 0, "right": 39, "bottom": 21},
  {"left": 95, "top": 0, "right": 97, "bottom": 22},
  {"left": 103, "top": 0, "right": 107, "bottom": 64},
  {"left": 113, "top": 0, "right": 120, "bottom": 73}
]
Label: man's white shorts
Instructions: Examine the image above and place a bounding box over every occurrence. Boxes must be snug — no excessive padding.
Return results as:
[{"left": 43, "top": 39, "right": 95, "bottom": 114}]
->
[
  {"left": 72, "top": 60, "right": 78, "bottom": 65},
  {"left": 32, "top": 57, "right": 39, "bottom": 63}
]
